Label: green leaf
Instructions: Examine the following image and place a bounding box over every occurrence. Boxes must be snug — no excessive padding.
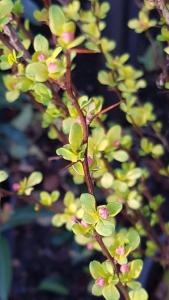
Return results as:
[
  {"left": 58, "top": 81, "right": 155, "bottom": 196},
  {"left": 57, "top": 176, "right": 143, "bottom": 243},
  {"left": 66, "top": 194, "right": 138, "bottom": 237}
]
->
[
  {"left": 72, "top": 162, "right": 84, "bottom": 176},
  {"left": 96, "top": 220, "right": 115, "bottom": 236},
  {"left": 107, "top": 125, "right": 121, "bottom": 143},
  {"left": 40, "top": 192, "right": 52, "bottom": 206},
  {"left": 40, "top": 191, "right": 60, "bottom": 206},
  {"left": 129, "top": 288, "right": 148, "bottom": 300},
  {"left": 33, "top": 8, "right": 48, "bottom": 23},
  {"left": 27, "top": 171, "right": 43, "bottom": 187},
  {"left": 51, "top": 47, "right": 62, "bottom": 59},
  {"left": 33, "top": 83, "right": 52, "bottom": 105},
  {"left": 80, "top": 193, "right": 98, "bottom": 224},
  {"left": 67, "top": 36, "right": 85, "bottom": 49},
  {"left": 89, "top": 261, "right": 106, "bottom": 279},
  {"left": 64, "top": 191, "right": 75, "bottom": 207},
  {"left": 127, "top": 168, "right": 142, "bottom": 181},
  {"left": 51, "top": 191, "right": 60, "bottom": 202},
  {"left": 113, "top": 150, "right": 129, "bottom": 162},
  {"left": 69, "top": 123, "right": 83, "bottom": 152},
  {"left": 102, "top": 284, "right": 120, "bottom": 300},
  {"left": 127, "top": 229, "right": 140, "bottom": 251},
  {"left": 6, "top": 90, "right": 20, "bottom": 102},
  {"left": 52, "top": 214, "right": 67, "bottom": 227},
  {"left": 127, "top": 281, "right": 141, "bottom": 290},
  {"left": 72, "top": 223, "right": 89, "bottom": 235},
  {"left": 92, "top": 283, "right": 103, "bottom": 296},
  {"left": 0, "top": 171, "right": 8, "bottom": 183},
  {"left": 11, "top": 104, "right": 33, "bottom": 131},
  {"left": 26, "top": 62, "right": 48, "bottom": 82},
  {"left": 56, "top": 147, "right": 78, "bottom": 162},
  {"left": 0, "top": 0, "right": 13, "bottom": 19},
  {"left": 107, "top": 202, "right": 122, "bottom": 217},
  {"left": 49, "top": 5, "right": 65, "bottom": 35},
  {"left": 34, "top": 34, "right": 49, "bottom": 53},
  {"left": 80, "top": 193, "right": 96, "bottom": 211},
  {"left": 129, "top": 259, "right": 143, "bottom": 279},
  {"left": 0, "top": 237, "right": 12, "bottom": 300},
  {"left": 100, "top": 172, "right": 114, "bottom": 189},
  {"left": 98, "top": 70, "right": 115, "bottom": 87},
  {"left": 39, "top": 275, "right": 69, "bottom": 295},
  {"left": 0, "top": 206, "right": 53, "bottom": 232}
]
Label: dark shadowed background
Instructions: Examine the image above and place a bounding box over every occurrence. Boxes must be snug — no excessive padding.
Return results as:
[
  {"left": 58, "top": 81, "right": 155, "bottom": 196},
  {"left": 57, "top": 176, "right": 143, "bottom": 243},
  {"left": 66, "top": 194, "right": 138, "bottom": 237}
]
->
[{"left": 0, "top": 1, "right": 168, "bottom": 300}]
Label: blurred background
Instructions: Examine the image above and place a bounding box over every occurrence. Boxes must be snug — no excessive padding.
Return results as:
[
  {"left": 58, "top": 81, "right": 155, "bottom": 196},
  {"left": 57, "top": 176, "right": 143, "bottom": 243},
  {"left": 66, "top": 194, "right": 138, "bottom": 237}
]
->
[{"left": 0, "top": 1, "right": 169, "bottom": 300}]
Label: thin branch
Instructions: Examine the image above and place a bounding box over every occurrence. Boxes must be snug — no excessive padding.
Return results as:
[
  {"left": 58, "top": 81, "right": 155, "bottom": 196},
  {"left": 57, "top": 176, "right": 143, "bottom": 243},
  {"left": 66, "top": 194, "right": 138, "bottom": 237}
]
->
[
  {"left": 142, "top": 181, "right": 168, "bottom": 235},
  {"left": 65, "top": 50, "right": 88, "bottom": 143},
  {"left": 154, "top": 0, "right": 169, "bottom": 25},
  {"left": 0, "top": 32, "right": 14, "bottom": 51},
  {"left": 3, "top": 24, "right": 30, "bottom": 61},
  {"left": 42, "top": 0, "right": 52, "bottom": 8},
  {"left": 89, "top": 101, "right": 121, "bottom": 124},
  {"left": 65, "top": 49, "right": 94, "bottom": 194},
  {"left": 95, "top": 233, "right": 130, "bottom": 300},
  {"left": 135, "top": 210, "right": 163, "bottom": 250}
]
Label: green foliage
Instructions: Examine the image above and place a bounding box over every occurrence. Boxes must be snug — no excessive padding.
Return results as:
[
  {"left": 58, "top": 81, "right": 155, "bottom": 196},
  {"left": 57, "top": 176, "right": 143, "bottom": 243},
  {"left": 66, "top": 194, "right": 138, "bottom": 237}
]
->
[
  {"left": 17, "top": 172, "right": 43, "bottom": 195},
  {"left": 140, "top": 138, "right": 164, "bottom": 158},
  {"left": 69, "top": 123, "right": 83, "bottom": 152},
  {"left": 49, "top": 5, "right": 66, "bottom": 36},
  {"left": 26, "top": 62, "right": 48, "bottom": 82},
  {"left": 38, "top": 275, "right": 69, "bottom": 296},
  {"left": 79, "top": 193, "right": 122, "bottom": 236},
  {"left": 52, "top": 191, "right": 83, "bottom": 230},
  {"left": 0, "top": 1, "right": 169, "bottom": 299},
  {"left": 128, "top": 10, "right": 156, "bottom": 33},
  {"left": 33, "top": 34, "right": 49, "bottom": 53},
  {"left": 0, "top": 0, "right": 13, "bottom": 28},
  {"left": 0, "top": 170, "right": 8, "bottom": 183},
  {"left": 0, "top": 237, "right": 12, "bottom": 300},
  {"left": 39, "top": 191, "right": 60, "bottom": 206},
  {"left": 129, "top": 288, "right": 148, "bottom": 300},
  {"left": 90, "top": 260, "right": 119, "bottom": 299}
]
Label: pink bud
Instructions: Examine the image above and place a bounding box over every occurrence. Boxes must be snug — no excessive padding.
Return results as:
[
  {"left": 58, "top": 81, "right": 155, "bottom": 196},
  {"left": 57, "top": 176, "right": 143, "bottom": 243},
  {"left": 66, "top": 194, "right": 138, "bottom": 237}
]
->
[
  {"left": 87, "top": 157, "right": 93, "bottom": 166},
  {"left": 38, "top": 53, "right": 46, "bottom": 61},
  {"left": 87, "top": 243, "right": 93, "bottom": 250},
  {"left": 96, "top": 277, "right": 105, "bottom": 287},
  {"left": 118, "top": 198, "right": 125, "bottom": 204},
  {"left": 113, "top": 140, "right": 120, "bottom": 148},
  {"left": 48, "top": 63, "right": 57, "bottom": 73},
  {"left": 61, "top": 31, "right": 74, "bottom": 43},
  {"left": 81, "top": 220, "right": 88, "bottom": 228},
  {"left": 3, "top": 203, "right": 13, "bottom": 212},
  {"left": 120, "top": 264, "right": 130, "bottom": 274},
  {"left": 98, "top": 207, "right": 109, "bottom": 220},
  {"left": 12, "top": 183, "right": 20, "bottom": 192},
  {"left": 115, "top": 246, "right": 125, "bottom": 256},
  {"left": 71, "top": 216, "right": 78, "bottom": 224}
]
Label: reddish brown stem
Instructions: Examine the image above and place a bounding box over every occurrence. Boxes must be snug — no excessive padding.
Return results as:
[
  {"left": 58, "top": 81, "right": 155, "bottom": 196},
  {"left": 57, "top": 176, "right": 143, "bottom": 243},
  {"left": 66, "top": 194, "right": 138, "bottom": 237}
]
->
[
  {"left": 94, "top": 233, "right": 130, "bottom": 300},
  {"left": 65, "top": 50, "right": 94, "bottom": 194},
  {"left": 65, "top": 50, "right": 88, "bottom": 143},
  {"left": 3, "top": 24, "right": 31, "bottom": 61},
  {"left": 42, "top": 0, "right": 51, "bottom": 8},
  {"left": 142, "top": 182, "right": 167, "bottom": 235},
  {"left": 89, "top": 101, "right": 121, "bottom": 124}
]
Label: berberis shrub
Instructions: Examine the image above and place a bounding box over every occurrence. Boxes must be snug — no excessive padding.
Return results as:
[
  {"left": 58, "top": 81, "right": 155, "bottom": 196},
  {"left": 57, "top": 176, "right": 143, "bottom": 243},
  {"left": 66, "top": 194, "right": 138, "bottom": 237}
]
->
[{"left": 0, "top": 0, "right": 169, "bottom": 299}]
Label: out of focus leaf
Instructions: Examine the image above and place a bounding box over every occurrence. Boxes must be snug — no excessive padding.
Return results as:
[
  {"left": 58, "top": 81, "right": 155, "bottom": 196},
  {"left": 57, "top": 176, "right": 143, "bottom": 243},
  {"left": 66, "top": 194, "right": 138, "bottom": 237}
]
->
[
  {"left": 11, "top": 105, "right": 33, "bottom": 131},
  {"left": 0, "top": 206, "right": 53, "bottom": 232},
  {"left": 138, "top": 43, "right": 163, "bottom": 71},
  {"left": 0, "top": 237, "right": 12, "bottom": 300},
  {"left": 51, "top": 231, "right": 72, "bottom": 247},
  {"left": 38, "top": 275, "right": 69, "bottom": 295},
  {"left": 0, "top": 170, "right": 8, "bottom": 183}
]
